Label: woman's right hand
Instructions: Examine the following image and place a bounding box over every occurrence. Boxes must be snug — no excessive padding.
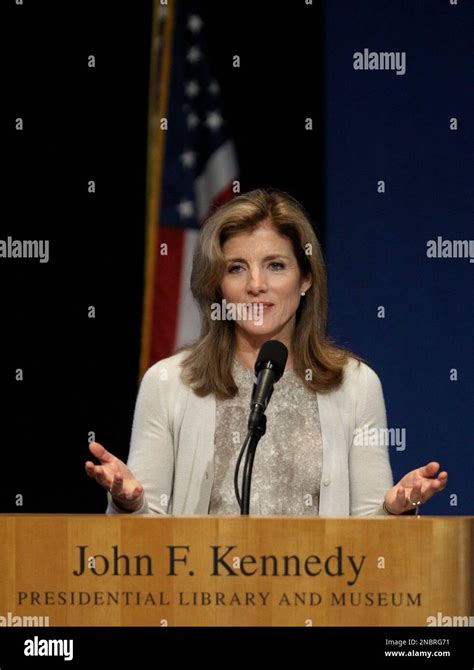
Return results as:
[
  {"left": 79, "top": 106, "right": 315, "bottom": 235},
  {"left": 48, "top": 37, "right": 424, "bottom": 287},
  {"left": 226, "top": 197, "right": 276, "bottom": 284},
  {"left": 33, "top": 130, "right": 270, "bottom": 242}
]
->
[{"left": 85, "top": 441, "right": 145, "bottom": 512}]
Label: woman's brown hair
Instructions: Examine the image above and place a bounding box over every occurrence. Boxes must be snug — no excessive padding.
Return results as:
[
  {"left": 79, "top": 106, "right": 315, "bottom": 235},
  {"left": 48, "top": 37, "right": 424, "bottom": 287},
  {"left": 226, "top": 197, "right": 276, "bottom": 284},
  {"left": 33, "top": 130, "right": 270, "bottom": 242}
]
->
[{"left": 175, "top": 188, "right": 362, "bottom": 399}]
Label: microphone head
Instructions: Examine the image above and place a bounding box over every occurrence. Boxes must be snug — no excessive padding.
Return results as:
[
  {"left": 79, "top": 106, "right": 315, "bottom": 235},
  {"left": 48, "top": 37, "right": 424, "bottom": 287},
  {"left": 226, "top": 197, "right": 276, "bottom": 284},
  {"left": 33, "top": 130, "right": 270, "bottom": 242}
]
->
[{"left": 255, "top": 340, "right": 288, "bottom": 380}]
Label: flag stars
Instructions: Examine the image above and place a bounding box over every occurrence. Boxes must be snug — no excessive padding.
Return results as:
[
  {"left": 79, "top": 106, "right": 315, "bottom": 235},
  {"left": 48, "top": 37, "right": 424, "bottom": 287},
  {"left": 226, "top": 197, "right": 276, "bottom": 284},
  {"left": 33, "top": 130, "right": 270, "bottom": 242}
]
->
[
  {"left": 205, "top": 110, "right": 224, "bottom": 131},
  {"left": 185, "top": 80, "right": 200, "bottom": 98},
  {"left": 186, "top": 46, "right": 202, "bottom": 65},
  {"left": 177, "top": 199, "right": 195, "bottom": 219},
  {"left": 187, "top": 14, "right": 203, "bottom": 34},
  {"left": 208, "top": 79, "right": 220, "bottom": 96},
  {"left": 186, "top": 112, "right": 200, "bottom": 129},
  {"left": 180, "top": 149, "right": 197, "bottom": 169}
]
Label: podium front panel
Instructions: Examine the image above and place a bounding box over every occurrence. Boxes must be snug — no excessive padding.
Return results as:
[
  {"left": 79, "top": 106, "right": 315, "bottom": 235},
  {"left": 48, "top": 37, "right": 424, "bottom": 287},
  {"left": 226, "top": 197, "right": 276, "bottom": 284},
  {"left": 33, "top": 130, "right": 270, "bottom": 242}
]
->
[{"left": 0, "top": 515, "right": 472, "bottom": 626}]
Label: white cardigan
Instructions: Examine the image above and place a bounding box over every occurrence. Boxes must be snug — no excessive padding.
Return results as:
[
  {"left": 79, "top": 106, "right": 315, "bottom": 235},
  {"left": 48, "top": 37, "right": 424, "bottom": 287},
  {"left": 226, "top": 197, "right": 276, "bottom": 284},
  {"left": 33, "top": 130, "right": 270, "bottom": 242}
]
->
[{"left": 106, "top": 351, "right": 393, "bottom": 517}]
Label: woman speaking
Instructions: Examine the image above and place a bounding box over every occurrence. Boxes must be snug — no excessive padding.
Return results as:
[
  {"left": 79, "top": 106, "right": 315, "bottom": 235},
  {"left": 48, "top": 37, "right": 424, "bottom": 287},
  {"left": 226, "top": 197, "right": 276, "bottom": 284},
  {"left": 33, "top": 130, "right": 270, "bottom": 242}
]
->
[{"left": 85, "top": 188, "right": 447, "bottom": 516}]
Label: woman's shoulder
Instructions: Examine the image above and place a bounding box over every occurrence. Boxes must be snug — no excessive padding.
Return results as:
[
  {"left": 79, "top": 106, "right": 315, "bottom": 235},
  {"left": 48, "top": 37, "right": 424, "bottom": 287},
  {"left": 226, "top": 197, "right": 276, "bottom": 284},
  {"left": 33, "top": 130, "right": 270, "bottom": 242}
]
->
[
  {"left": 141, "top": 350, "right": 190, "bottom": 388},
  {"left": 339, "top": 356, "right": 383, "bottom": 394}
]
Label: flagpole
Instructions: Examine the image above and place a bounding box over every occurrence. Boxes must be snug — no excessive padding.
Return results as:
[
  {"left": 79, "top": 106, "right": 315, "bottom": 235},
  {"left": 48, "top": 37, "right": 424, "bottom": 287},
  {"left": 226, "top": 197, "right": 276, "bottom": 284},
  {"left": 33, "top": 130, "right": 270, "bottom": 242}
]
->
[{"left": 139, "top": 0, "right": 175, "bottom": 382}]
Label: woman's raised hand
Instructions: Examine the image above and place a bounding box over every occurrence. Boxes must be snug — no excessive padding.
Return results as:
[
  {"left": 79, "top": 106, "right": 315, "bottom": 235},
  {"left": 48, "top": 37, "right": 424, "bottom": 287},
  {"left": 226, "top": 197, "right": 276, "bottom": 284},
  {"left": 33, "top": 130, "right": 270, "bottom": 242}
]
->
[
  {"left": 85, "top": 441, "right": 144, "bottom": 512},
  {"left": 383, "top": 461, "right": 448, "bottom": 514}
]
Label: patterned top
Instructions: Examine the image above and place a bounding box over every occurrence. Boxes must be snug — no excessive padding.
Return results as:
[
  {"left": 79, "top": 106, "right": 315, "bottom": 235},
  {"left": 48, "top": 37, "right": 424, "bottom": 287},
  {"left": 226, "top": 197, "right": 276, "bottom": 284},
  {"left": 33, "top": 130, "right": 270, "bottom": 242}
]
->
[{"left": 209, "top": 357, "right": 323, "bottom": 515}]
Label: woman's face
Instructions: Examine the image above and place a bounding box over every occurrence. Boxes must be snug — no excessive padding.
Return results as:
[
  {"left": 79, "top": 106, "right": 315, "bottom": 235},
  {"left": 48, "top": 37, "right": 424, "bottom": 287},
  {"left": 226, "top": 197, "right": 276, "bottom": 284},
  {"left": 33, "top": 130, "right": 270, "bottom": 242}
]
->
[{"left": 219, "top": 220, "right": 311, "bottom": 347}]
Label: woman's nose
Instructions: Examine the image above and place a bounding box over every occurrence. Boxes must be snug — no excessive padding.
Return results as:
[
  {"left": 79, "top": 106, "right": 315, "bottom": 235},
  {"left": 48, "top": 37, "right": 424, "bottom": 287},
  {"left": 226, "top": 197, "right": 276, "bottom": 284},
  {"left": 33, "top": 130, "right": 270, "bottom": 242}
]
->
[{"left": 246, "top": 270, "right": 268, "bottom": 293}]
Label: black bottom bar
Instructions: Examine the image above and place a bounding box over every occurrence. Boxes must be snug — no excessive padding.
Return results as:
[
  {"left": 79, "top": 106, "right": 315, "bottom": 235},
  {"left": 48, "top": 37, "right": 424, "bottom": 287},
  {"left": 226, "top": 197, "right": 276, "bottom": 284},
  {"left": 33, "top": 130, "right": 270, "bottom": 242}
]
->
[{"left": 0, "top": 626, "right": 472, "bottom": 668}]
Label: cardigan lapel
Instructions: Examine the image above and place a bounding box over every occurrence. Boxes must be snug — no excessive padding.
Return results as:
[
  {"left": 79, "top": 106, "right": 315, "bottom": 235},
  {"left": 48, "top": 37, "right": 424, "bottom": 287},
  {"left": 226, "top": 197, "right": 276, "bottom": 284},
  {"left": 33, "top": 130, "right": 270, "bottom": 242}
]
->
[
  {"left": 316, "top": 389, "right": 351, "bottom": 516},
  {"left": 174, "top": 389, "right": 216, "bottom": 514}
]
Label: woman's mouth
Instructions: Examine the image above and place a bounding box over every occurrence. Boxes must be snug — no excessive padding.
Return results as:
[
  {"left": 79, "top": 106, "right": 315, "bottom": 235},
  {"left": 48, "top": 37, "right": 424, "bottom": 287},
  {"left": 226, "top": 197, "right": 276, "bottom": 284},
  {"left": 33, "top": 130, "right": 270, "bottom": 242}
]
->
[{"left": 248, "top": 302, "right": 274, "bottom": 310}]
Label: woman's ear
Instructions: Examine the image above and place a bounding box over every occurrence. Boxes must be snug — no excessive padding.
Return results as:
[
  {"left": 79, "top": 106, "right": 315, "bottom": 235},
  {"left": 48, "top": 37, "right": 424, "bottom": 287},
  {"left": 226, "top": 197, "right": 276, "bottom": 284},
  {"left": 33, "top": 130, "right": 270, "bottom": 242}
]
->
[{"left": 301, "top": 273, "right": 312, "bottom": 294}]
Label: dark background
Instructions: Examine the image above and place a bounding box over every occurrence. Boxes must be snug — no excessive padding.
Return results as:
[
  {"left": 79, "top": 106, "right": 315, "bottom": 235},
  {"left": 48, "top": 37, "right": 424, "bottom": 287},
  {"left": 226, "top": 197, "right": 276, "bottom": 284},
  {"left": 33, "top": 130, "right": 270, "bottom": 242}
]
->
[
  {"left": 2, "top": 0, "right": 325, "bottom": 512},
  {"left": 323, "top": 0, "right": 473, "bottom": 514}
]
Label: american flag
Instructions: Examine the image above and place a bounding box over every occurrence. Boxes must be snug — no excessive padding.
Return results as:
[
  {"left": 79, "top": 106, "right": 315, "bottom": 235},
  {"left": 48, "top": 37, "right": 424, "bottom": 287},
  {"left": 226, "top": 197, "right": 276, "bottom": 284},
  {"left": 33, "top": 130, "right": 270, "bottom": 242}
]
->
[{"left": 140, "top": 0, "right": 238, "bottom": 373}]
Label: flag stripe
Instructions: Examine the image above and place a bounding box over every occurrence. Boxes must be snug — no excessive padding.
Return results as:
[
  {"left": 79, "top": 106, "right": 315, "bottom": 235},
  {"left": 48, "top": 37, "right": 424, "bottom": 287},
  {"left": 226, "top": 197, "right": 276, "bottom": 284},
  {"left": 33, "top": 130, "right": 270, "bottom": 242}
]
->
[
  {"left": 195, "top": 140, "right": 238, "bottom": 219},
  {"left": 150, "top": 226, "right": 184, "bottom": 364}
]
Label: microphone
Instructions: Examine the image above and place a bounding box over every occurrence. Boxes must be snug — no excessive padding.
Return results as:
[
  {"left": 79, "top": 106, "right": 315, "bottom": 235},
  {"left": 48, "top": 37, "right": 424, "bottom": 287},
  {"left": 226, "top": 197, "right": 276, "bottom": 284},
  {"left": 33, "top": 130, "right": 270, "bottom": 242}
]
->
[
  {"left": 248, "top": 340, "right": 288, "bottom": 432},
  {"left": 235, "top": 340, "right": 288, "bottom": 513}
]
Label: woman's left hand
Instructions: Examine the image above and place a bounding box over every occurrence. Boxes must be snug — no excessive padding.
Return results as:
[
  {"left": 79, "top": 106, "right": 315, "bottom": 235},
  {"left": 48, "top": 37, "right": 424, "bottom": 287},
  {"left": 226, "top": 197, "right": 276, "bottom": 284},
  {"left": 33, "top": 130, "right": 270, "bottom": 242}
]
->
[{"left": 384, "top": 461, "right": 448, "bottom": 514}]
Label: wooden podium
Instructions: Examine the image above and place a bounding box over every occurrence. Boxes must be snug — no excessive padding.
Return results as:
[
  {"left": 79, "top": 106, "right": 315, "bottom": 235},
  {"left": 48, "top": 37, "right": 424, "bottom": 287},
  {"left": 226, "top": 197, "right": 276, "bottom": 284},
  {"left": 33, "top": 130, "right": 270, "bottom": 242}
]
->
[{"left": 0, "top": 515, "right": 472, "bottom": 627}]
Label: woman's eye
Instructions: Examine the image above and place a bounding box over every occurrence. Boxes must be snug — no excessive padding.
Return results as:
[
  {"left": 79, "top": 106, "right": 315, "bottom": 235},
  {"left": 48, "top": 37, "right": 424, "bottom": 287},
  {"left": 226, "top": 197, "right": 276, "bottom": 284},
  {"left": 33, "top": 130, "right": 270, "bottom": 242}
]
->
[{"left": 227, "top": 262, "right": 284, "bottom": 273}]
